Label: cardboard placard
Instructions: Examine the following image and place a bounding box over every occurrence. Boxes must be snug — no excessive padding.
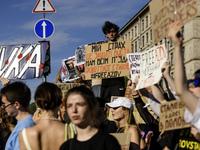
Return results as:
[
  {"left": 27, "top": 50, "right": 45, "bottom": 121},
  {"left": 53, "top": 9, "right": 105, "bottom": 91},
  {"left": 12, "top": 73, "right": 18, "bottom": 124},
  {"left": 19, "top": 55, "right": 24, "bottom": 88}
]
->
[
  {"left": 159, "top": 99, "right": 190, "bottom": 131},
  {"left": 150, "top": 0, "right": 198, "bottom": 44},
  {"left": 135, "top": 44, "right": 167, "bottom": 90},
  {"left": 110, "top": 133, "right": 132, "bottom": 150},
  {"left": 84, "top": 40, "right": 131, "bottom": 80}
]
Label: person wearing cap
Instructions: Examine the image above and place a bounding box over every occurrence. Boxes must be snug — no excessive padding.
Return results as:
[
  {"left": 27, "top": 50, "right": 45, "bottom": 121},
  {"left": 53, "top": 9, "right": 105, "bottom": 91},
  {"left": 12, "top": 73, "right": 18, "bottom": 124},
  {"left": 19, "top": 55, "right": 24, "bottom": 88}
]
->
[
  {"left": 105, "top": 97, "right": 141, "bottom": 150},
  {"left": 96, "top": 97, "right": 117, "bottom": 133}
]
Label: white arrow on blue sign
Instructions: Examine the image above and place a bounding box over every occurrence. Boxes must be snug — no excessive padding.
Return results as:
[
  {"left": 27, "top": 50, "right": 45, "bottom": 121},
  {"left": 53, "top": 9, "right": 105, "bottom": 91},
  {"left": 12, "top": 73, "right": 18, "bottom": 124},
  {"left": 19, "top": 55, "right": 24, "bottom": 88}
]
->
[{"left": 34, "top": 19, "right": 55, "bottom": 39}]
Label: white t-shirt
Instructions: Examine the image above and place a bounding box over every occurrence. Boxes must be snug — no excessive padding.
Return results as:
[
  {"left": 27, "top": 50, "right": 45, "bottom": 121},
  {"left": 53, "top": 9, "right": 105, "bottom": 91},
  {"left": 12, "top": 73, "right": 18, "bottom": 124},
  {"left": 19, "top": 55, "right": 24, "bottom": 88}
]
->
[{"left": 184, "top": 97, "right": 200, "bottom": 132}]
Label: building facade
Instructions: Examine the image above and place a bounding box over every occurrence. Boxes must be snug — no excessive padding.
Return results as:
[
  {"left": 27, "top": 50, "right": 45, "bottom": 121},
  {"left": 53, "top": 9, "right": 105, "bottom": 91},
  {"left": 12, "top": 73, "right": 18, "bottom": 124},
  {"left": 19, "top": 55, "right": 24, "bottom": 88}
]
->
[{"left": 118, "top": 1, "right": 200, "bottom": 81}]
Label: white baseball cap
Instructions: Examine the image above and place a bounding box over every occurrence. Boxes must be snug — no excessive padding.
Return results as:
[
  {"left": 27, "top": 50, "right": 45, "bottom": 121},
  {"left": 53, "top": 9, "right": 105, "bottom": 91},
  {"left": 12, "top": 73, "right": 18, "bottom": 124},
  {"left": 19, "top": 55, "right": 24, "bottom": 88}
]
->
[{"left": 105, "top": 97, "right": 134, "bottom": 111}]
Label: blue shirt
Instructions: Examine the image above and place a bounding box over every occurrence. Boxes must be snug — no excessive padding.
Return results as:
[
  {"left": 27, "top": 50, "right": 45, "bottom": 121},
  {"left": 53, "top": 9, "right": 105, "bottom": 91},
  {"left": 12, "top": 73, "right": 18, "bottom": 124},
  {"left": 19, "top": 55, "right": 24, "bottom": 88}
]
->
[{"left": 5, "top": 114, "right": 35, "bottom": 150}]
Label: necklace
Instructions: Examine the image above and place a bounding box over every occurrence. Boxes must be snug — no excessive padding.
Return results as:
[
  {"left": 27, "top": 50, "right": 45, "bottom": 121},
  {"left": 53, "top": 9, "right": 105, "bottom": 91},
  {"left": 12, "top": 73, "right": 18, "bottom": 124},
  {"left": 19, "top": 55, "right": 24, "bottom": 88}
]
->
[{"left": 40, "top": 118, "right": 59, "bottom": 121}]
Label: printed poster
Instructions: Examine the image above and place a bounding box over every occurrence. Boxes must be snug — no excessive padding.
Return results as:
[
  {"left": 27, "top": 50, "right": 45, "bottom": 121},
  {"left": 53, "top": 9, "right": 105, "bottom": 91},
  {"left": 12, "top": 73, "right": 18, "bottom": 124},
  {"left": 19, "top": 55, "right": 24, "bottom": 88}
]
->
[
  {"left": 126, "top": 53, "right": 141, "bottom": 82},
  {"left": 61, "top": 56, "right": 80, "bottom": 82},
  {"left": 74, "top": 45, "right": 86, "bottom": 66}
]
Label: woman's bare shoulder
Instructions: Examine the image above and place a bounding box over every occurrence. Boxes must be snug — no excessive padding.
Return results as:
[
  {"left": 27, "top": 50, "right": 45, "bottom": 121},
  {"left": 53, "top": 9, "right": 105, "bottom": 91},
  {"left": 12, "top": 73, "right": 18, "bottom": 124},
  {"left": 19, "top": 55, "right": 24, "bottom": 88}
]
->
[{"left": 127, "top": 125, "right": 139, "bottom": 133}]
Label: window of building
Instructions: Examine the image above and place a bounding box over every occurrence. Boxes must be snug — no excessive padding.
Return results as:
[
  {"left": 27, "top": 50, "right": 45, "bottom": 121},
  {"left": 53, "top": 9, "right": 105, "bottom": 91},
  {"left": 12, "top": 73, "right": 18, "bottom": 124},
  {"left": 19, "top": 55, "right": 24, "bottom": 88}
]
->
[
  {"left": 146, "top": 32, "right": 149, "bottom": 44},
  {"left": 146, "top": 16, "right": 148, "bottom": 27},
  {"left": 132, "top": 43, "right": 134, "bottom": 52},
  {"left": 182, "top": 46, "right": 185, "bottom": 60},
  {"left": 135, "top": 41, "right": 137, "bottom": 52},
  {"left": 142, "top": 19, "right": 144, "bottom": 31},
  {"left": 128, "top": 32, "right": 130, "bottom": 39},
  {"left": 150, "top": 30, "right": 152, "bottom": 42},
  {"left": 160, "top": 40, "right": 162, "bottom": 45},
  {"left": 132, "top": 29, "right": 134, "bottom": 39},
  {"left": 171, "top": 52, "right": 174, "bottom": 65},
  {"left": 182, "top": 26, "right": 184, "bottom": 40},
  {"left": 125, "top": 34, "right": 127, "bottom": 40},
  {"left": 142, "top": 36, "right": 144, "bottom": 47},
  {"left": 135, "top": 26, "right": 137, "bottom": 37}
]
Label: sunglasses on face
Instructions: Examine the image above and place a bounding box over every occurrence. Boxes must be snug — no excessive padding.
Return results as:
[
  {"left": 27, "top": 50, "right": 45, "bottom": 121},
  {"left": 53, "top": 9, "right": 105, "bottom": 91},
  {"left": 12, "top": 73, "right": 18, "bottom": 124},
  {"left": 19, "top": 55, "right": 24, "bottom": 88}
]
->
[
  {"left": 0, "top": 102, "right": 15, "bottom": 109},
  {"left": 188, "top": 78, "right": 200, "bottom": 87}
]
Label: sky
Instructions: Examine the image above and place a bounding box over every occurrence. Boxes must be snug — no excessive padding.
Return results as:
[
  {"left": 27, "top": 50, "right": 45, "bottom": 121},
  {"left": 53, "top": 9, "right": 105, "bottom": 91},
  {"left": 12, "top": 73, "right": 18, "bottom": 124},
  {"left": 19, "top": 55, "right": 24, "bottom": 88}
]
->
[{"left": 0, "top": 0, "right": 150, "bottom": 103}]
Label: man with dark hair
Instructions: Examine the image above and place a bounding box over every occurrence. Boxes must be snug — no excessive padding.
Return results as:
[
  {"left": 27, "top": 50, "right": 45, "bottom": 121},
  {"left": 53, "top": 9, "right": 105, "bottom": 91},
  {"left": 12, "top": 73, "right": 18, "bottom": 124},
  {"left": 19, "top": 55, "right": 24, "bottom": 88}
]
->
[
  {"left": 101, "top": 21, "right": 125, "bottom": 101},
  {"left": 1, "top": 81, "right": 35, "bottom": 150},
  {"left": 102, "top": 21, "right": 119, "bottom": 41}
]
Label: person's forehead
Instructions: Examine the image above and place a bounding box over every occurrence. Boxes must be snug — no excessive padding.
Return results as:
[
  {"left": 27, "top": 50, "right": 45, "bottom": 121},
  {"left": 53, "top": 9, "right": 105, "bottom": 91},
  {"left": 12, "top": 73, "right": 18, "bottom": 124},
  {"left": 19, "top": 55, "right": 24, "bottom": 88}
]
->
[{"left": 67, "top": 94, "right": 85, "bottom": 103}]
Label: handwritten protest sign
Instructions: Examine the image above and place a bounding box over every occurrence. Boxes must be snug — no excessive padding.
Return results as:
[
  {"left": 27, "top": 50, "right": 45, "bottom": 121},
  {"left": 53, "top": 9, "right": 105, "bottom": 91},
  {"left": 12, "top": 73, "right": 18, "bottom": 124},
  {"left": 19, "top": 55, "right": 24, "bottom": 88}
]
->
[
  {"left": 135, "top": 44, "right": 167, "bottom": 90},
  {"left": 126, "top": 53, "right": 141, "bottom": 82},
  {"left": 84, "top": 40, "right": 131, "bottom": 80},
  {"left": 0, "top": 41, "right": 48, "bottom": 79},
  {"left": 61, "top": 56, "right": 80, "bottom": 82},
  {"left": 111, "top": 133, "right": 131, "bottom": 150},
  {"left": 159, "top": 99, "right": 190, "bottom": 131},
  {"left": 150, "top": 0, "right": 198, "bottom": 44},
  {"left": 55, "top": 83, "right": 83, "bottom": 114}
]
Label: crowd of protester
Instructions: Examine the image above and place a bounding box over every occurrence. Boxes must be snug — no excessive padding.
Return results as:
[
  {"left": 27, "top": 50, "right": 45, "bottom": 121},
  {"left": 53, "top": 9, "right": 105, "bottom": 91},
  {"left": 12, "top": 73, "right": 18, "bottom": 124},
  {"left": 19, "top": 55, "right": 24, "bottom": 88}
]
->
[{"left": 0, "top": 20, "right": 200, "bottom": 150}]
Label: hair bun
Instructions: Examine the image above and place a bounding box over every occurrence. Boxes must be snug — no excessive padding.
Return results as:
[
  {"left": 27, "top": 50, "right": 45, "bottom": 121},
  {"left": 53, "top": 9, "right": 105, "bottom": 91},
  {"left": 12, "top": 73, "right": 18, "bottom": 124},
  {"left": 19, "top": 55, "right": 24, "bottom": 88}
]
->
[{"left": 43, "top": 101, "right": 49, "bottom": 109}]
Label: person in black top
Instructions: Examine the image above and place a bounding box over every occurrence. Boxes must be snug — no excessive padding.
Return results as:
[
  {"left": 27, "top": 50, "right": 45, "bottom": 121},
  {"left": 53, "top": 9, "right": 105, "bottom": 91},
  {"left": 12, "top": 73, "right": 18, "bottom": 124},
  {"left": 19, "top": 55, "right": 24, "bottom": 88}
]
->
[
  {"left": 60, "top": 85, "right": 121, "bottom": 150},
  {"left": 96, "top": 97, "right": 117, "bottom": 133},
  {"left": 101, "top": 21, "right": 125, "bottom": 101}
]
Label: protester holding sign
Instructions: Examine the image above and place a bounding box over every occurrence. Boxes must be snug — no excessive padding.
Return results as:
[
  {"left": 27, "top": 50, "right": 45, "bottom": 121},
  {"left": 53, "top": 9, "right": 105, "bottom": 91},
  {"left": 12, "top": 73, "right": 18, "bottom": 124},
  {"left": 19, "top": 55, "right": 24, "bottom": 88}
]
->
[
  {"left": 169, "top": 21, "right": 200, "bottom": 129},
  {"left": 169, "top": 21, "right": 200, "bottom": 147},
  {"left": 127, "top": 77, "right": 163, "bottom": 150},
  {"left": 101, "top": 21, "right": 126, "bottom": 101},
  {"left": 60, "top": 85, "right": 121, "bottom": 150},
  {"left": 105, "top": 97, "right": 142, "bottom": 150}
]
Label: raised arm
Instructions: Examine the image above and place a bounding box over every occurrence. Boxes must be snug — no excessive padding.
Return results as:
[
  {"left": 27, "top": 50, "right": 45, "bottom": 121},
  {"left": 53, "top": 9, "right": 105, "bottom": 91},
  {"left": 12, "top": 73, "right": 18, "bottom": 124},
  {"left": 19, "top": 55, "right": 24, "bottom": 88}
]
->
[
  {"left": 162, "top": 60, "right": 175, "bottom": 92},
  {"left": 54, "top": 68, "right": 62, "bottom": 83},
  {"left": 168, "top": 21, "right": 199, "bottom": 114}
]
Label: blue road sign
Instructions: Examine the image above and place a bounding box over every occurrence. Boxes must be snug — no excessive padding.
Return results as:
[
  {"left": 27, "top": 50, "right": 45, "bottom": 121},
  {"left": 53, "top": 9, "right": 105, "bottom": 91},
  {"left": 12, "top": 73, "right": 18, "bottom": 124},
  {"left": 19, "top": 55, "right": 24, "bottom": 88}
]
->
[{"left": 34, "top": 19, "right": 55, "bottom": 39}]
